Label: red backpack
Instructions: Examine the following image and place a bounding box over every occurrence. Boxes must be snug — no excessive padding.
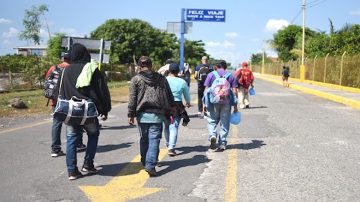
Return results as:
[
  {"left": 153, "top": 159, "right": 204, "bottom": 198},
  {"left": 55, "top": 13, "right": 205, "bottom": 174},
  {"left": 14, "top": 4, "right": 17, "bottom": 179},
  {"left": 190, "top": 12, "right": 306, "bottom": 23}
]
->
[{"left": 236, "top": 68, "right": 253, "bottom": 88}]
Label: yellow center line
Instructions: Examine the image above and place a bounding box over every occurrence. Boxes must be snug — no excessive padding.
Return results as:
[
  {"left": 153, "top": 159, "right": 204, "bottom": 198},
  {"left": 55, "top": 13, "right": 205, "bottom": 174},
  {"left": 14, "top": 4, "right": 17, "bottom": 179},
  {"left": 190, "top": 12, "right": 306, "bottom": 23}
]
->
[
  {"left": 225, "top": 125, "right": 238, "bottom": 202},
  {"left": 0, "top": 120, "right": 51, "bottom": 135}
]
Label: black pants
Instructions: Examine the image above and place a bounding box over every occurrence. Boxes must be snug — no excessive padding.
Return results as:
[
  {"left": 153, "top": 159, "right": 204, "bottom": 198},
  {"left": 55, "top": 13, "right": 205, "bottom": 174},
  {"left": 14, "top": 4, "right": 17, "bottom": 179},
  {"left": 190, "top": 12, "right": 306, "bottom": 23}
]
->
[{"left": 197, "top": 83, "right": 205, "bottom": 112}]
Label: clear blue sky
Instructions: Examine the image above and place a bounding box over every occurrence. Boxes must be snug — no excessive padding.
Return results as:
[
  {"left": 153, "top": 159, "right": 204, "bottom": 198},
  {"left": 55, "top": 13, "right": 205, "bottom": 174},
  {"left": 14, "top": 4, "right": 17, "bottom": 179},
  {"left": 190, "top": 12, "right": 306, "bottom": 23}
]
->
[{"left": 1, "top": 0, "right": 359, "bottom": 66}]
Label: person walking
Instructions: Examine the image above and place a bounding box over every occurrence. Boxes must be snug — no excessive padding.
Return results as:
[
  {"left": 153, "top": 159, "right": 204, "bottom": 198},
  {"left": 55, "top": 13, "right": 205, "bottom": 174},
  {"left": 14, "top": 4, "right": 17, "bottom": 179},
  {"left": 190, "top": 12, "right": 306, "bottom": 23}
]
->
[
  {"left": 180, "top": 62, "right": 192, "bottom": 87},
  {"left": 164, "top": 63, "right": 190, "bottom": 156},
  {"left": 282, "top": 66, "right": 290, "bottom": 87},
  {"left": 203, "top": 60, "right": 238, "bottom": 151},
  {"left": 158, "top": 59, "right": 174, "bottom": 76},
  {"left": 59, "top": 43, "right": 111, "bottom": 180},
  {"left": 194, "top": 56, "right": 211, "bottom": 114},
  {"left": 45, "top": 52, "right": 86, "bottom": 157},
  {"left": 128, "top": 56, "right": 175, "bottom": 177},
  {"left": 235, "top": 61, "right": 254, "bottom": 109}
]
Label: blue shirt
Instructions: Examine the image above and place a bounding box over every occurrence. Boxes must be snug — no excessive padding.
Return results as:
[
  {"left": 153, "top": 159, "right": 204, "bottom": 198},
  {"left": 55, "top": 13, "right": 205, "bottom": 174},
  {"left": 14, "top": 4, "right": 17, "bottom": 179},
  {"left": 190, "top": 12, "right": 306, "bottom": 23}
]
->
[
  {"left": 137, "top": 112, "right": 164, "bottom": 123},
  {"left": 166, "top": 76, "right": 190, "bottom": 103}
]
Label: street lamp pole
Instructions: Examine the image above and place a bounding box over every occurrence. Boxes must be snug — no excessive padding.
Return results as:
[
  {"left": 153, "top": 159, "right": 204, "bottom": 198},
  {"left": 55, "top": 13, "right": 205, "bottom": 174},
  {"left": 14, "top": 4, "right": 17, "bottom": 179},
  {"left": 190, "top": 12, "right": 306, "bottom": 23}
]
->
[{"left": 300, "top": 0, "right": 306, "bottom": 81}]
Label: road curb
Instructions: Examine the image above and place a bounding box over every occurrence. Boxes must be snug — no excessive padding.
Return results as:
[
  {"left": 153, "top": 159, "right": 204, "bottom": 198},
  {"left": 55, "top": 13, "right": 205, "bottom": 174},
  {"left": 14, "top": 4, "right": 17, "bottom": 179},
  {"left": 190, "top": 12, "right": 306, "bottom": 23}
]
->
[{"left": 257, "top": 75, "right": 360, "bottom": 110}]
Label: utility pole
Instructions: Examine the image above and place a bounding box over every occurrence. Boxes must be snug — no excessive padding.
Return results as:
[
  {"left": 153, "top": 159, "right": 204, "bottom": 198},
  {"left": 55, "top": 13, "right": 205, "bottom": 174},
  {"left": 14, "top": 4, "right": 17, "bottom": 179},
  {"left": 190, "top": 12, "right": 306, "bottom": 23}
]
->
[{"left": 300, "top": 0, "right": 306, "bottom": 81}]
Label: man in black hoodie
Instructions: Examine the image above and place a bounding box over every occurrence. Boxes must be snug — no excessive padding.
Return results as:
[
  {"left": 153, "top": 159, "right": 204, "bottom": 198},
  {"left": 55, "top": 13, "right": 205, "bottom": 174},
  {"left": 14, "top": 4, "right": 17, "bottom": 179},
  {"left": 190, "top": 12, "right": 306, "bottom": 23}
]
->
[
  {"left": 128, "top": 56, "right": 174, "bottom": 177},
  {"left": 59, "top": 43, "right": 111, "bottom": 180}
]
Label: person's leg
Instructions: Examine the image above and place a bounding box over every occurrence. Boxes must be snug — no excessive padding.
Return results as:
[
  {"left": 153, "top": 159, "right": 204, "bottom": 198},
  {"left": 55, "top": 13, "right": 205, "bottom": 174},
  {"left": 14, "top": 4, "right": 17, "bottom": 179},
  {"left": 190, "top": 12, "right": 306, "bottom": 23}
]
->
[
  {"left": 198, "top": 84, "right": 205, "bottom": 113},
  {"left": 66, "top": 124, "right": 83, "bottom": 179},
  {"left": 138, "top": 123, "right": 149, "bottom": 167},
  {"left": 167, "top": 117, "right": 180, "bottom": 155},
  {"left": 163, "top": 118, "right": 170, "bottom": 148},
  {"left": 76, "top": 127, "right": 86, "bottom": 151},
  {"left": 244, "top": 89, "right": 250, "bottom": 107},
  {"left": 51, "top": 116, "right": 63, "bottom": 156},
  {"left": 238, "top": 87, "right": 246, "bottom": 109},
  {"left": 145, "top": 123, "right": 162, "bottom": 174},
  {"left": 82, "top": 119, "right": 100, "bottom": 172},
  {"left": 207, "top": 105, "right": 220, "bottom": 149},
  {"left": 218, "top": 105, "right": 231, "bottom": 148}
]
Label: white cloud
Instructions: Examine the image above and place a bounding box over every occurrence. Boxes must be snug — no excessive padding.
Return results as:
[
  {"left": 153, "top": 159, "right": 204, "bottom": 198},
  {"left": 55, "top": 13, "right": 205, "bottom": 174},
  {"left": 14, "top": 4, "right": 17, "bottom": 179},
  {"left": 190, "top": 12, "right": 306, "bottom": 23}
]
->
[
  {"left": 2, "top": 27, "right": 19, "bottom": 38},
  {"left": 205, "top": 49, "right": 243, "bottom": 67},
  {"left": 59, "top": 28, "right": 86, "bottom": 37},
  {"left": 265, "top": 19, "right": 289, "bottom": 32},
  {"left": 0, "top": 18, "right": 11, "bottom": 24},
  {"left": 206, "top": 40, "right": 235, "bottom": 48},
  {"left": 225, "top": 32, "right": 238, "bottom": 38},
  {"left": 350, "top": 9, "right": 360, "bottom": 16}
]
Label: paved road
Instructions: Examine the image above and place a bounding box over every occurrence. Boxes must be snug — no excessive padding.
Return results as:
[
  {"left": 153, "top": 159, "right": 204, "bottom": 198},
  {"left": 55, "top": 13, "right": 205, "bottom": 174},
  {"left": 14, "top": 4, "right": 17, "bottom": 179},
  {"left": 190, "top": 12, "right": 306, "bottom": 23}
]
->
[{"left": 0, "top": 77, "right": 360, "bottom": 201}]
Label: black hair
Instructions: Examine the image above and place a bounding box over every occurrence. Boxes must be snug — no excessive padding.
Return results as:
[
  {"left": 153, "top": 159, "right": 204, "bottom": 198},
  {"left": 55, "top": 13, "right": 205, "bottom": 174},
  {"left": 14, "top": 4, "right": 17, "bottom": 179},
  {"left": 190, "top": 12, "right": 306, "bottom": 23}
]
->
[
  {"left": 216, "top": 60, "right": 227, "bottom": 69},
  {"left": 138, "top": 56, "right": 152, "bottom": 67}
]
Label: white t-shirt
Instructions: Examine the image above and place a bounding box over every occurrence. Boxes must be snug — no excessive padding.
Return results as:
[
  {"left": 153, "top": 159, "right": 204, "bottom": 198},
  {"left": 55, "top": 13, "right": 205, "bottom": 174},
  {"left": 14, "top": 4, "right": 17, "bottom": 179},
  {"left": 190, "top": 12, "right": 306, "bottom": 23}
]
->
[{"left": 158, "top": 64, "right": 170, "bottom": 75}]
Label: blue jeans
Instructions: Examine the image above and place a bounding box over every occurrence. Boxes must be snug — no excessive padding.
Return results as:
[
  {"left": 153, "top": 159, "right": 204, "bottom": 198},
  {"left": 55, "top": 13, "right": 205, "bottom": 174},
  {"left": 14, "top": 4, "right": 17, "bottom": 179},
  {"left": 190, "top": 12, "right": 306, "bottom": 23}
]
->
[
  {"left": 51, "top": 107, "right": 84, "bottom": 152},
  {"left": 206, "top": 104, "right": 231, "bottom": 146},
  {"left": 66, "top": 119, "right": 100, "bottom": 172},
  {"left": 137, "top": 123, "right": 162, "bottom": 170},
  {"left": 164, "top": 116, "right": 181, "bottom": 150}
]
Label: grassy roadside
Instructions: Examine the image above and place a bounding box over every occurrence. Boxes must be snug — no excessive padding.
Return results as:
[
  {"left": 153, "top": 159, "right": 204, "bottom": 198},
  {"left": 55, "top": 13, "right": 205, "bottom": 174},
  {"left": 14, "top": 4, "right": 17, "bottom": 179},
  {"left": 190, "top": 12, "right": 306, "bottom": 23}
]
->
[{"left": 0, "top": 81, "right": 129, "bottom": 118}]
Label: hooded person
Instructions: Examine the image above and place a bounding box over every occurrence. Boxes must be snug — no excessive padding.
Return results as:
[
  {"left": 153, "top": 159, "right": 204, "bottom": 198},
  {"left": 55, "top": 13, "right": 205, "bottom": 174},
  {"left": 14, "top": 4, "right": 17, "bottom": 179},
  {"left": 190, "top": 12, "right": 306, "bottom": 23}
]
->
[
  {"left": 128, "top": 56, "right": 175, "bottom": 176},
  {"left": 59, "top": 43, "right": 111, "bottom": 180}
]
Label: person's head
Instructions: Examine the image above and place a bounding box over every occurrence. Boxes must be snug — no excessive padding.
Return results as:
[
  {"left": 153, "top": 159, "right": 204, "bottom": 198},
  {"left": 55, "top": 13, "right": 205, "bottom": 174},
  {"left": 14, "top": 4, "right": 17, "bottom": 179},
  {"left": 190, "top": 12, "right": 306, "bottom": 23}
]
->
[
  {"left": 283, "top": 66, "right": 286, "bottom": 70},
  {"left": 215, "top": 60, "right": 227, "bottom": 70},
  {"left": 169, "top": 63, "right": 180, "bottom": 75},
  {"left": 70, "top": 43, "right": 91, "bottom": 63},
  {"left": 138, "top": 56, "right": 152, "bottom": 70},
  {"left": 62, "top": 52, "right": 71, "bottom": 63},
  {"left": 241, "top": 61, "right": 248, "bottom": 68},
  {"left": 201, "top": 56, "right": 208, "bottom": 64}
]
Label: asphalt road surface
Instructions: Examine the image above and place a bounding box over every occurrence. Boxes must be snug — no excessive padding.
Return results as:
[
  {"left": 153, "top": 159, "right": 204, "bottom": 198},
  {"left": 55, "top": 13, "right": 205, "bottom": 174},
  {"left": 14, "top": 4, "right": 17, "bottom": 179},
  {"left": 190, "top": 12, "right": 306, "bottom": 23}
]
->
[{"left": 1, "top": 78, "right": 360, "bottom": 202}]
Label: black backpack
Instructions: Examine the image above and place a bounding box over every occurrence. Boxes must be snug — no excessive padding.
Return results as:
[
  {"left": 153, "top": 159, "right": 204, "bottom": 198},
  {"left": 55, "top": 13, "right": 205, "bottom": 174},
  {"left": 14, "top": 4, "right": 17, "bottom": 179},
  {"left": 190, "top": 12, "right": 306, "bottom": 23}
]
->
[
  {"left": 197, "top": 65, "right": 210, "bottom": 83},
  {"left": 44, "top": 65, "right": 63, "bottom": 100}
]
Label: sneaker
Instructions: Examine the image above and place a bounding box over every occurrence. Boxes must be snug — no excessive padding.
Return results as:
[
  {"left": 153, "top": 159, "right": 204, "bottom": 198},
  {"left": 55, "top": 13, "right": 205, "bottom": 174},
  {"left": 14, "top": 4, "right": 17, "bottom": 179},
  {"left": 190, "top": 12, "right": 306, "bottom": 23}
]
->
[
  {"left": 68, "top": 169, "right": 82, "bottom": 180},
  {"left": 81, "top": 164, "right": 98, "bottom": 174},
  {"left": 210, "top": 136, "right": 217, "bottom": 150},
  {"left": 51, "top": 150, "right": 65, "bottom": 157},
  {"left": 77, "top": 144, "right": 87, "bottom": 152},
  {"left": 168, "top": 149, "right": 177, "bottom": 157},
  {"left": 145, "top": 168, "right": 157, "bottom": 177},
  {"left": 218, "top": 144, "right": 226, "bottom": 151}
]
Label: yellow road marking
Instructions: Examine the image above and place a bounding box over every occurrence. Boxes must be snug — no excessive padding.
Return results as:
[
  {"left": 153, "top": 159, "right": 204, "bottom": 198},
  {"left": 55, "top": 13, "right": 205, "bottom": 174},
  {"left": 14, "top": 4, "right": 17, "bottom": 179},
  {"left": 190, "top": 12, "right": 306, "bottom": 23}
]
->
[
  {"left": 225, "top": 126, "right": 238, "bottom": 202},
  {"left": 0, "top": 120, "right": 51, "bottom": 135},
  {"left": 79, "top": 149, "right": 168, "bottom": 202}
]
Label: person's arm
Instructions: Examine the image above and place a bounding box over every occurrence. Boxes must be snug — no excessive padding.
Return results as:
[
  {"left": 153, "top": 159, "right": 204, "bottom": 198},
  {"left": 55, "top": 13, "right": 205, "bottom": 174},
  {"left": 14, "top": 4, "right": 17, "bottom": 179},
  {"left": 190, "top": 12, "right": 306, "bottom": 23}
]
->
[
  {"left": 183, "top": 81, "right": 191, "bottom": 107},
  {"left": 232, "top": 87, "right": 238, "bottom": 112},
  {"left": 127, "top": 76, "right": 138, "bottom": 124}
]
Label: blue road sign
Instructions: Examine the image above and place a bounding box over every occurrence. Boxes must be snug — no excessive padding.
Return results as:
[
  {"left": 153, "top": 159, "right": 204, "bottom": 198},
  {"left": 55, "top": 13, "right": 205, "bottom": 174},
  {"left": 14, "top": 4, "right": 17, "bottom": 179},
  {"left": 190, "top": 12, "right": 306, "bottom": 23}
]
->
[{"left": 186, "top": 9, "right": 226, "bottom": 22}]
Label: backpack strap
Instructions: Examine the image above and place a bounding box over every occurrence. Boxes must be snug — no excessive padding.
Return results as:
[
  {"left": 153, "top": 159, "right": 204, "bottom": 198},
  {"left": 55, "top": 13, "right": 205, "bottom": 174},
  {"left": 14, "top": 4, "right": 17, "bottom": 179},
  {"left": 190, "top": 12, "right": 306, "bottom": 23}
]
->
[
  {"left": 223, "top": 72, "right": 231, "bottom": 79},
  {"left": 212, "top": 70, "right": 220, "bottom": 78}
]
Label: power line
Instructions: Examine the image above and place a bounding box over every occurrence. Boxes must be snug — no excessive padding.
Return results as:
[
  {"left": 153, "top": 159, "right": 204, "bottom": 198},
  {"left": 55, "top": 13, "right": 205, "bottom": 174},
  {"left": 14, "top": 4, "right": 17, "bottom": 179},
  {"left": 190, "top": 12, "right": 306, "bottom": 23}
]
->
[
  {"left": 308, "top": 0, "right": 329, "bottom": 8},
  {"left": 291, "top": 9, "right": 302, "bottom": 24}
]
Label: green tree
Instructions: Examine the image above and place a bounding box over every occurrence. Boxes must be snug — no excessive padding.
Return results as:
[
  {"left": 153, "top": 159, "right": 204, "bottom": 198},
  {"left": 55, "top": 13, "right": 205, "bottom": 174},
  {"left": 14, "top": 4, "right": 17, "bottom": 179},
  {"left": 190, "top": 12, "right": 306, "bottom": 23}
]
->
[
  {"left": 19, "top": 4, "right": 49, "bottom": 45},
  {"left": 91, "top": 19, "right": 178, "bottom": 65},
  {"left": 47, "top": 33, "right": 66, "bottom": 64},
  {"left": 271, "top": 25, "right": 316, "bottom": 61}
]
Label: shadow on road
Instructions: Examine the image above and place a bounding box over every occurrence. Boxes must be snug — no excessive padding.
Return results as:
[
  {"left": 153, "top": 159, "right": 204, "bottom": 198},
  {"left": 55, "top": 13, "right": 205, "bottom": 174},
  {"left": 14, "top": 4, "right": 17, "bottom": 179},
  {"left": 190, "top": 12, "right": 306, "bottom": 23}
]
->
[
  {"left": 97, "top": 161, "right": 143, "bottom": 177},
  {"left": 97, "top": 142, "right": 133, "bottom": 153},
  {"left": 175, "top": 145, "right": 209, "bottom": 156},
  {"left": 227, "top": 139, "right": 266, "bottom": 150},
  {"left": 157, "top": 155, "right": 210, "bottom": 176},
  {"left": 100, "top": 125, "right": 137, "bottom": 130}
]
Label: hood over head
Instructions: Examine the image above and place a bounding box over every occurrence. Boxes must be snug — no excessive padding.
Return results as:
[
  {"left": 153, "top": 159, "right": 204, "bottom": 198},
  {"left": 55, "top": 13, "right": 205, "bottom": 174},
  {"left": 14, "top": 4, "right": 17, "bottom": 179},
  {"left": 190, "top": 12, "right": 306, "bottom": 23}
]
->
[{"left": 70, "top": 43, "right": 91, "bottom": 63}]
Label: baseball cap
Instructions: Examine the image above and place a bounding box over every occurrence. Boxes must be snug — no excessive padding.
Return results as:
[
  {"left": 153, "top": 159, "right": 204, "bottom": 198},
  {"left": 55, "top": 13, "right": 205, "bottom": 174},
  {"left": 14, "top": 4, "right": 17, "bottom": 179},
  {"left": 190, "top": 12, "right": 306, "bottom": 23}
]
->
[
  {"left": 201, "top": 56, "right": 208, "bottom": 60},
  {"left": 242, "top": 61, "right": 248, "bottom": 67},
  {"left": 169, "top": 63, "right": 180, "bottom": 73},
  {"left": 63, "top": 52, "right": 70, "bottom": 60}
]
